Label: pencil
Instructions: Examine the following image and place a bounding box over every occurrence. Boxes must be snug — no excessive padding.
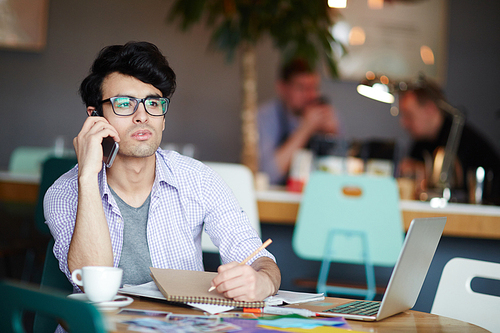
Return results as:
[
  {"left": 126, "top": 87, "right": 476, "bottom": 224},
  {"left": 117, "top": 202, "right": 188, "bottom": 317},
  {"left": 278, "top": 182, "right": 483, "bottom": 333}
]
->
[{"left": 208, "top": 238, "right": 272, "bottom": 292}]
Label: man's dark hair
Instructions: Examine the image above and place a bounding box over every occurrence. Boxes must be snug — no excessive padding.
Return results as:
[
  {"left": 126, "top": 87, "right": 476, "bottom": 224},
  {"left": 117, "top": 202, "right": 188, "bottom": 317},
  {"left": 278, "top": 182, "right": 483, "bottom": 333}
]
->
[
  {"left": 399, "top": 77, "right": 446, "bottom": 107},
  {"left": 279, "top": 58, "right": 315, "bottom": 83},
  {"left": 79, "top": 41, "right": 176, "bottom": 115}
]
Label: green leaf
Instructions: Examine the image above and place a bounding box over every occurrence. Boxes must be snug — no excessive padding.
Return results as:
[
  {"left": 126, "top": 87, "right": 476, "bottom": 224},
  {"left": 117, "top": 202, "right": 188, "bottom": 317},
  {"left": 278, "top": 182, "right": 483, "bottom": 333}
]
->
[{"left": 167, "top": 0, "right": 343, "bottom": 77}]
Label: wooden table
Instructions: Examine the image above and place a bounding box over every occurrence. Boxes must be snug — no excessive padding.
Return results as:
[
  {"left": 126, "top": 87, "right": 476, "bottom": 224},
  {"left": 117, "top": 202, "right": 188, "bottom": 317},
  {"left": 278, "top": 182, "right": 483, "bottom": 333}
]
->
[
  {"left": 0, "top": 171, "right": 40, "bottom": 204},
  {"left": 3, "top": 172, "right": 500, "bottom": 240},
  {"left": 103, "top": 296, "right": 488, "bottom": 332},
  {"left": 257, "top": 189, "right": 500, "bottom": 240}
]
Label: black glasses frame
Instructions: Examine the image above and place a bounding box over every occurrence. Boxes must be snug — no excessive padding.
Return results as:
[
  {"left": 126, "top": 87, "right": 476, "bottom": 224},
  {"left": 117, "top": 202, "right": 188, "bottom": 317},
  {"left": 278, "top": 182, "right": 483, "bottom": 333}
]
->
[{"left": 100, "top": 96, "right": 170, "bottom": 116}]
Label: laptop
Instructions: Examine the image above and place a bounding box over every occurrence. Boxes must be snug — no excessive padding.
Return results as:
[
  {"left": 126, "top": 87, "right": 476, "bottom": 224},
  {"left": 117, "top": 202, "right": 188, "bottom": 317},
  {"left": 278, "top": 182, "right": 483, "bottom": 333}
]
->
[{"left": 289, "top": 217, "right": 446, "bottom": 321}]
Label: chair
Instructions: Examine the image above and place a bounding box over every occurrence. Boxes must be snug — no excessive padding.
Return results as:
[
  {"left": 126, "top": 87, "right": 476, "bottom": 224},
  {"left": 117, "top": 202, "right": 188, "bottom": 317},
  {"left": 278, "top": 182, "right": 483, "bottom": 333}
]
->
[
  {"left": 201, "top": 162, "right": 261, "bottom": 253},
  {"left": 35, "top": 157, "right": 78, "bottom": 235},
  {"left": 32, "top": 157, "right": 77, "bottom": 332},
  {"left": 431, "top": 258, "right": 500, "bottom": 332},
  {"left": 0, "top": 280, "right": 105, "bottom": 333},
  {"left": 33, "top": 239, "right": 74, "bottom": 333},
  {"left": 292, "top": 171, "right": 404, "bottom": 300},
  {"left": 8, "top": 146, "right": 74, "bottom": 176}
]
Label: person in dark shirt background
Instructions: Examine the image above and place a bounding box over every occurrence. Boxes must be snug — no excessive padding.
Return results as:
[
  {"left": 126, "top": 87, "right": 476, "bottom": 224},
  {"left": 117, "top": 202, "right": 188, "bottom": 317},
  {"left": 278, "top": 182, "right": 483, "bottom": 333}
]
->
[{"left": 398, "top": 79, "right": 500, "bottom": 204}]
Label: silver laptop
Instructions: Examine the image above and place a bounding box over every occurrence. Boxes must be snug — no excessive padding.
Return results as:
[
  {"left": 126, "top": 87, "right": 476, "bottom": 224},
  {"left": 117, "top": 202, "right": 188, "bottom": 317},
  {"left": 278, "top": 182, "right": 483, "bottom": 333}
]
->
[{"left": 290, "top": 217, "right": 446, "bottom": 321}]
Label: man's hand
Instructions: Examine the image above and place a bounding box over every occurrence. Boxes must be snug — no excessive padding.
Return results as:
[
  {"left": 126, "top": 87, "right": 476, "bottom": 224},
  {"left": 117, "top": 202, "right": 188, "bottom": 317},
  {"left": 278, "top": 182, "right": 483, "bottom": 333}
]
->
[
  {"left": 302, "top": 104, "right": 339, "bottom": 135},
  {"left": 68, "top": 114, "right": 119, "bottom": 274},
  {"left": 210, "top": 257, "right": 281, "bottom": 302},
  {"left": 73, "top": 114, "right": 120, "bottom": 178}
]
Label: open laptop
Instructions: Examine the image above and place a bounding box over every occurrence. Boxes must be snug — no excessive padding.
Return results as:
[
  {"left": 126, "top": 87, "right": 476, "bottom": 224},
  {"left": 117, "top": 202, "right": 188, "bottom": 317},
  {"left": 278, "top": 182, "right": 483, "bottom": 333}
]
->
[{"left": 289, "top": 217, "right": 446, "bottom": 321}]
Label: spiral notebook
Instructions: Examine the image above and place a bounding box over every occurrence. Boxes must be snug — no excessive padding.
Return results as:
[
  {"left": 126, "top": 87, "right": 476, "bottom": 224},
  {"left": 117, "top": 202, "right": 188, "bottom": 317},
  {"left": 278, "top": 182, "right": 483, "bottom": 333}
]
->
[{"left": 149, "top": 267, "right": 265, "bottom": 308}]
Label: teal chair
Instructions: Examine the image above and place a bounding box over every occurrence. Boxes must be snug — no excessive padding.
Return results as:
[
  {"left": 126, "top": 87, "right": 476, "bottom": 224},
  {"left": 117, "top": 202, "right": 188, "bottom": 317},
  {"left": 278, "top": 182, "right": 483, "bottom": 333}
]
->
[
  {"left": 292, "top": 171, "right": 404, "bottom": 300},
  {"left": 0, "top": 280, "right": 105, "bottom": 333},
  {"left": 8, "top": 146, "right": 75, "bottom": 176},
  {"left": 32, "top": 157, "right": 77, "bottom": 332},
  {"left": 33, "top": 239, "right": 74, "bottom": 333},
  {"left": 8, "top": 147, "right": 56, "bottom": 175},
  {"left": 35, "top": 157, "right": 78, "bottom": 235}
]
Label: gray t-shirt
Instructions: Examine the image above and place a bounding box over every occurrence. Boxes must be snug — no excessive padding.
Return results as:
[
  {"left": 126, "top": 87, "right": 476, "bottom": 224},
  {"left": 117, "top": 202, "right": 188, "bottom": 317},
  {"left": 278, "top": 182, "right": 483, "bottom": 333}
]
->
[{"left": 109, "top": 186, "right": 153, "bottom": 286}]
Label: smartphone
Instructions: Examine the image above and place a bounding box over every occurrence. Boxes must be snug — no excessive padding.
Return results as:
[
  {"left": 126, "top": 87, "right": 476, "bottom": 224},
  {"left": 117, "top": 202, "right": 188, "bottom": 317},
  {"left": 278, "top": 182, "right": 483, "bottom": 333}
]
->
[
  {"left": 91, "top": 110, "right": 119, "bottom": 168},
  {"left": 102, "top": 136, "right": 119, "bottom": 168}
]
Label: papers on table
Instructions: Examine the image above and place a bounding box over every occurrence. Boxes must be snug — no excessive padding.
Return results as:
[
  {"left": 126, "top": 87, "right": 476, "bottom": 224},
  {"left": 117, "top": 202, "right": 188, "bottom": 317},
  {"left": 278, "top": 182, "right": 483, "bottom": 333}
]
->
[
  {"left": 187, "top": 302, "right": 235, "bottom": 314},
  {"left": 265, "top": 290, "right": 325, "bottom": 306},
  {"left": 120, "top": 281, "right": 166, "bottom": 300}
]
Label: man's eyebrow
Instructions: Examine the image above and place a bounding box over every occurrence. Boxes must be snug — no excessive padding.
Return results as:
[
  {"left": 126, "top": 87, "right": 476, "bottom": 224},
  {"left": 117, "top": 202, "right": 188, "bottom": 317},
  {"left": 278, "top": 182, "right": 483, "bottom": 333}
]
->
[{"left": 114, "top": 94, "right": 163, "bottom": 98}]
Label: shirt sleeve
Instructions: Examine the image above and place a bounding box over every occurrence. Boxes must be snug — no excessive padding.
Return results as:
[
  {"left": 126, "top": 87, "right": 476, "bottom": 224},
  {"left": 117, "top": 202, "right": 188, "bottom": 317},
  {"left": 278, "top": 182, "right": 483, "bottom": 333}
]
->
[{"left": 200, "top": 165, "right": 276, "bottom": 265}]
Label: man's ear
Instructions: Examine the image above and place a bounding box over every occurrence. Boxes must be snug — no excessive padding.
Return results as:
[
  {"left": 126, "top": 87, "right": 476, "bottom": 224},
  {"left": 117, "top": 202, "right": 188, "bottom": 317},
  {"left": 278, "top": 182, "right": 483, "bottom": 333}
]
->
[{"left": 87, "top": 107, "right": 97, "bottom": 117}]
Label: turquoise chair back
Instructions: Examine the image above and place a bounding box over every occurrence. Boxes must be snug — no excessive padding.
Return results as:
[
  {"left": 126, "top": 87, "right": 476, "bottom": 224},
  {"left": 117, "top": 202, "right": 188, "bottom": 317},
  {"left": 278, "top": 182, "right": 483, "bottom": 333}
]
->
[
  {"left": 9, "top": 147, "right": 55, "bottom": 175},
  {"left": 293, "top": 171, "right": 404, "bottom": 265},
  {"left": 0, "top": 280, "right": 106, "bottom": 333},
  {"left": 8, "top": 147, "right": 74, "bottom": 176},
  {"left": 292, "top": 171, "right": 404, "bottom": 299}
]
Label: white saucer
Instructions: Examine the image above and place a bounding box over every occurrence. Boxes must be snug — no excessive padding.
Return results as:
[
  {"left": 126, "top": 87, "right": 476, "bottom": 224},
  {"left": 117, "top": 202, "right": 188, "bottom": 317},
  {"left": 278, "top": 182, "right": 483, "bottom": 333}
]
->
[{"left": 68, "top": 293, "right": 134, "bottom": 310}]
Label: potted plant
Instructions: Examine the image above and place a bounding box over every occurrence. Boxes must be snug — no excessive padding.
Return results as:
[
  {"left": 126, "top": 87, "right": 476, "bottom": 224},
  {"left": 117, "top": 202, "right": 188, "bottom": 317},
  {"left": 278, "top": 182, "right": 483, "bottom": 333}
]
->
[{"left": 169, "top": 0, "right": 342, "bottom": 173}]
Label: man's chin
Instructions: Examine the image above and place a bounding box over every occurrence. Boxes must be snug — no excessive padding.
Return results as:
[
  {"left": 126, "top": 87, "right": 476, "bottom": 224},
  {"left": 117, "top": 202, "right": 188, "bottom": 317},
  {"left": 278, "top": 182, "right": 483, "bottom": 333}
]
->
[{"left": 121, "top": 145, "right": 159, "bottom": 158}]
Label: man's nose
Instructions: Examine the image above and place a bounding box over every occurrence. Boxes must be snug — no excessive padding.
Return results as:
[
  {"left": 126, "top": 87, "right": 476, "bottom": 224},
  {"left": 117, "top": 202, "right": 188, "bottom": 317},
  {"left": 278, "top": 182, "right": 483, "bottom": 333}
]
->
[{"left": 133, "top": 102, "right": 149, "bottom": 123}]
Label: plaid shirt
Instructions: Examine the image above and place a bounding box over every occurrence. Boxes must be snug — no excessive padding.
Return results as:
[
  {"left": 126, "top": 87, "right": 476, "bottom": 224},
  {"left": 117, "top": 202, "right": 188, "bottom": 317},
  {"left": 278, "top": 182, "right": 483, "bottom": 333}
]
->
[{"left": 45, "top": 149, "right": 274, "bottom": 290}]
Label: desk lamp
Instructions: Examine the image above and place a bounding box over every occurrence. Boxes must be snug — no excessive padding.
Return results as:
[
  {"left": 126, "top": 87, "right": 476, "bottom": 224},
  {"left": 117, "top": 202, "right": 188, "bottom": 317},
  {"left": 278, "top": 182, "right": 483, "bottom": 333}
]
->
[{"left": 357, "top": 73, "right": 466, "bottom": 203}]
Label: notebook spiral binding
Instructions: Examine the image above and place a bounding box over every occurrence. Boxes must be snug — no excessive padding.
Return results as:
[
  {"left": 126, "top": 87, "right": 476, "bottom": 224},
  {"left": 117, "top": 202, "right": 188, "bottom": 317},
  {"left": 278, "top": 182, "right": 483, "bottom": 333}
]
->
[{"left": 167, "top": 295, "right": 265, "bottom": 308}]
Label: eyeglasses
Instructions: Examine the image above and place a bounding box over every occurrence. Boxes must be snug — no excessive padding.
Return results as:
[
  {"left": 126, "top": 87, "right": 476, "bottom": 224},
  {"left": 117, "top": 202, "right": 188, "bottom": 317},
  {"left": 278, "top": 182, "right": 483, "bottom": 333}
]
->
[{"left": 100, "top": 96, "right": 170, "bottom": 116}]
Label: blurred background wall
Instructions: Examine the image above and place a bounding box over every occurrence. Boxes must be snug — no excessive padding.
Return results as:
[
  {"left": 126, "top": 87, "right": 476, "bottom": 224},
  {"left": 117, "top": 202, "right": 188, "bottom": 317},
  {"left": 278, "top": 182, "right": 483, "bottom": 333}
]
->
[{"left": 0, "top": 0, "right": 499, "bottom": 169}]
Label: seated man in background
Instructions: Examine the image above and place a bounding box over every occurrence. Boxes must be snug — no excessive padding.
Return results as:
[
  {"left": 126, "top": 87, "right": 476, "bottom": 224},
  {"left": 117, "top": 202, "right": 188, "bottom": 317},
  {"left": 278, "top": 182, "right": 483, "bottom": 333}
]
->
[
  {"left": 258, "top": 59, "right": 340, "bottom": 185},
  {"left": 398, "top": 79, "right": 500, "bottom": 204},
  {"left": 44, "top": 42, "right": 280, "bottom": 304}
]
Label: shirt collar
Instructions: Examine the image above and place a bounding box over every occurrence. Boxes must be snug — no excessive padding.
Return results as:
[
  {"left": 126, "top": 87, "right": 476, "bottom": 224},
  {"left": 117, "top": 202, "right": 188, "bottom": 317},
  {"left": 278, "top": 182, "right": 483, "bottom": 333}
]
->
[
  {"left": 153, "top": 148, "right": 178, "bottom": 190},
  {"left": 98, "top": 148, "right": 179, "bottom": 201}
]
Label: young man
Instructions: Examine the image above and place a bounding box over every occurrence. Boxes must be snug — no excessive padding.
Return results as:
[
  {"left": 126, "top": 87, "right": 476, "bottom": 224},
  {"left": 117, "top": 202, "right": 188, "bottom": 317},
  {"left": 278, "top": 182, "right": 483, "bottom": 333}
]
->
[
  {"left": 258, "top": 59, "right": 339, "bottom": 185},
  {"left": 45, "top": 42, "right": 280, "bottom": 302},
  {"left": 398, "top": 79, "right": 500, "bottom": 203}
]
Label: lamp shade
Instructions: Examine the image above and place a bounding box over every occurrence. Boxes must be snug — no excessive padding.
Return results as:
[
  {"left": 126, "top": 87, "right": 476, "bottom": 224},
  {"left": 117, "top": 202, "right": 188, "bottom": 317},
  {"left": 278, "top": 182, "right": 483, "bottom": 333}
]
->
[{"left": 356, "top": 75, "right": 394, "bottom": 104}]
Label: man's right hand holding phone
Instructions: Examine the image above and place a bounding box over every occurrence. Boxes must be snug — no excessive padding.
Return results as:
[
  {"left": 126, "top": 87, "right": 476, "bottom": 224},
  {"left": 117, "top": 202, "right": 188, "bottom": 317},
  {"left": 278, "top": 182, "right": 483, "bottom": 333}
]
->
[
  {"left": 73, "top": 110, "right": 120, "bottom": 178},
  {"left": 68, "top": 109, "right": 121, "bottom": 273}
]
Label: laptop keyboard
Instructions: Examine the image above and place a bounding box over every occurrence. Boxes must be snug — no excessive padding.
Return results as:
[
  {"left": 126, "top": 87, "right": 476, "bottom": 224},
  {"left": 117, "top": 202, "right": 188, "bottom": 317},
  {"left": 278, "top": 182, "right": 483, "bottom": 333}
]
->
[{"left": 324, "top": 300, "right": 380, "bottom": 316}]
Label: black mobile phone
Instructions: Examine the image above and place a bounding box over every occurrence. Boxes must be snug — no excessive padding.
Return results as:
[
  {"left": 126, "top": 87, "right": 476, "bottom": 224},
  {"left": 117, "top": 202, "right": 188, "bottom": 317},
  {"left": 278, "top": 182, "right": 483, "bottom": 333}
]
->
[
  {"left": 91, "top": 110, "right": 119, "bottom": 168},
  {"left": 102, "top": 136, "right": 119, "bottom": 168}
]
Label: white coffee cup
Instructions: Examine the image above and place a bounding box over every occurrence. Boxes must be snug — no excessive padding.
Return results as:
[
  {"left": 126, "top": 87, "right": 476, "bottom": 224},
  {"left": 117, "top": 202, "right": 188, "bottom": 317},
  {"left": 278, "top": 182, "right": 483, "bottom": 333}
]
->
[{"left": 71, "top": 266, "right": 123, "bottom": 303}]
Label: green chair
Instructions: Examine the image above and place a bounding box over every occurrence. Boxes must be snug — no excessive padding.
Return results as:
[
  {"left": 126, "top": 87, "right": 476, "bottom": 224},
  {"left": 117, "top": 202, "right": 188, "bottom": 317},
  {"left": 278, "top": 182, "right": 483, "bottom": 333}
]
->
[
  {"left": 32, "top": 157, "right": 77, "bottom": 332},
  {"left": 292, "top": 171, "right": 404, "bottom": 300},
  {"left": 8, "top": 146, "right": 74, "bottom": 176},
  {"left": 9, "top": 147, "right": 56, "bottom": 176},
  {"left": 35, "top": 157, "right": 77, "bottom": 235},
  {"left": 0, "top": 280, "right": 106, "bottom": 333},
  {"left": 33, "top": 239, "right": 74, "bottom": 333}
]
